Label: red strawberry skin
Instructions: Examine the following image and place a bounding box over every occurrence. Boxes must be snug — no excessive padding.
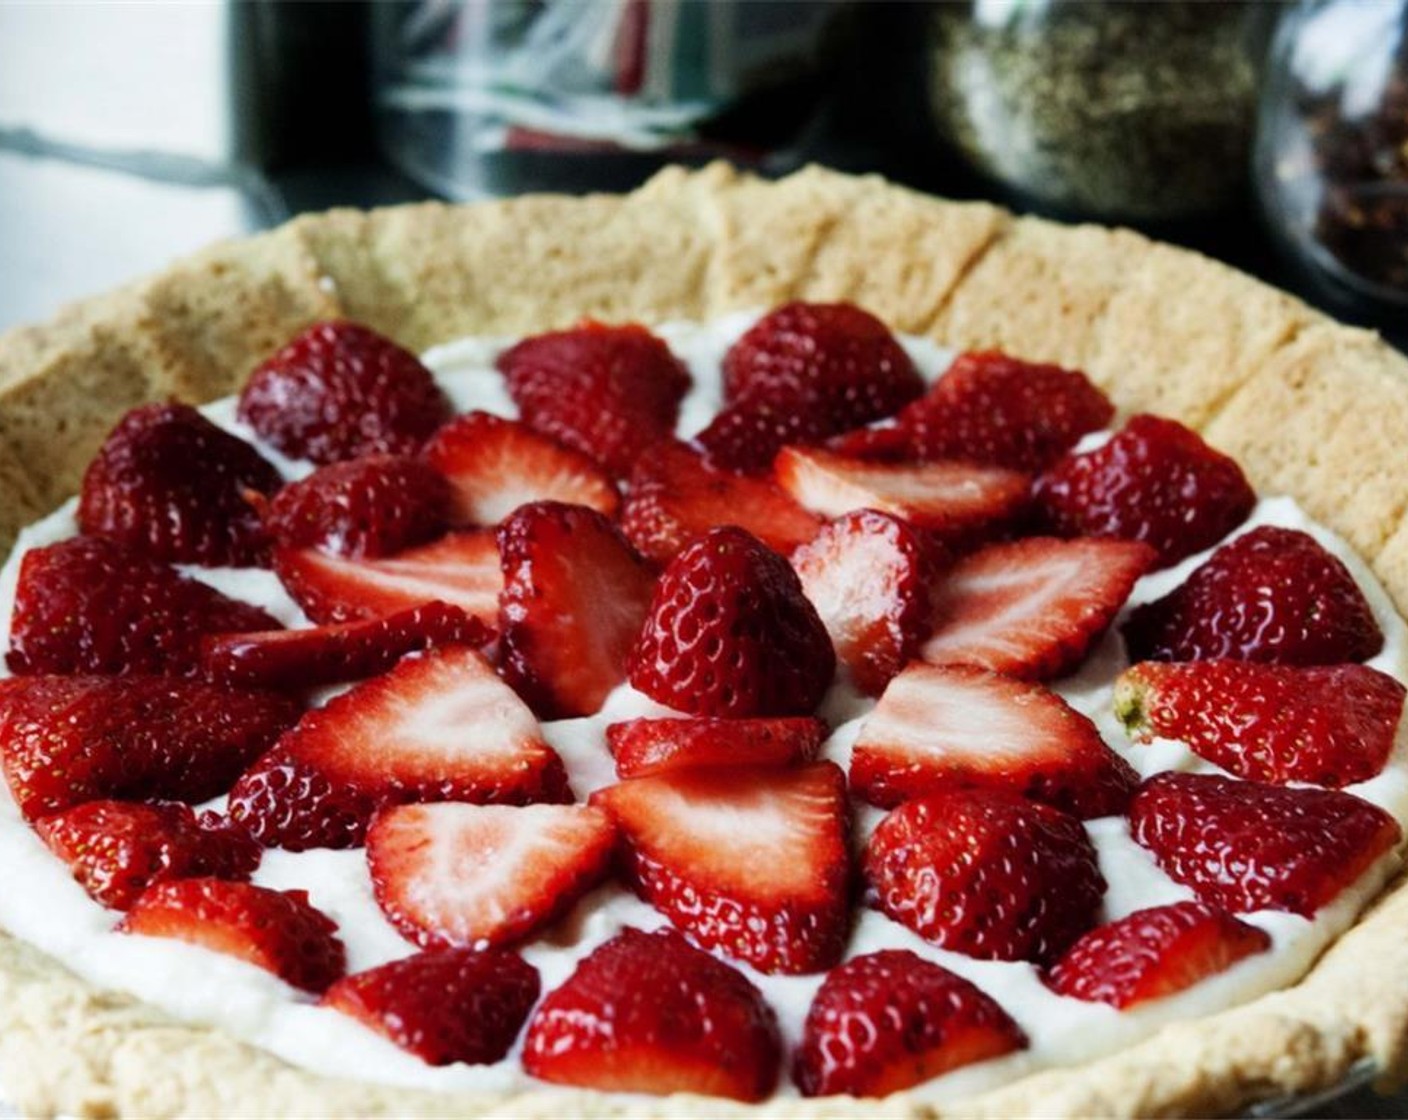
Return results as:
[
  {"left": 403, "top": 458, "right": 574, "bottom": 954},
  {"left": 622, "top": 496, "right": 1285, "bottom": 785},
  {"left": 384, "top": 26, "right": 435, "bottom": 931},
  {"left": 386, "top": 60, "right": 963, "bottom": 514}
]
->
[
  {"left": 793, "top": 949, "right": 1027, "bottom": 1098},
  {"left": 522, "top": 927, "right": 781, "bottom": 1101},
  {"left": 200, "top": 602, "right": 491, "bottom": 691},
  {"left": 119, "top": 878, "right": 345, "bottom": 993},
  {"left": 1035, "top": 415, "right": 1255, "bottom": 568},
  {"left": 263, "top": 455, "right": 451, "bottom": 559},
  {"left": 865, "top": 789, "right": 1105, "bottom": 964},
  {"left": 628, "top": 526, "right": 835, "bottom": 718},
  {"left": 497, "top": 321, "right": 691, "bottom": 478},
  {"left": 238, "top": 321, "right": 451, "bottom": 465},
  {"left": 321, "top": 947, "right": 540, "bottom": 1066},
  {"left": 1116, "top": 661, "right": 1405, "bottom": 788},
  {"left": 606, "top": 716, "right": 827, "bottom": 779},
  {"left": 1122, "top": 527, "right": 1384, "bottom": 666},
  {"left": 1129, "top": 772, "right": 1401, "bottom": 916},
  {"left": 1047, "top": 901, "right": 1271, "bottom": 1010},
  {"left": 497, "top": 501, "right": 655, "bottom": 719},
  {"left": 37, "top": 801, "right": 260, "bottom": 911},
  {"left": 6, "top": 537, "right": 282, "bottom": 677},
  {"left": 0, "top": 675, "right": 299, "bottom": 821},
  {"left": 77, "top": 402, "right": 281, "bottom": 567}
]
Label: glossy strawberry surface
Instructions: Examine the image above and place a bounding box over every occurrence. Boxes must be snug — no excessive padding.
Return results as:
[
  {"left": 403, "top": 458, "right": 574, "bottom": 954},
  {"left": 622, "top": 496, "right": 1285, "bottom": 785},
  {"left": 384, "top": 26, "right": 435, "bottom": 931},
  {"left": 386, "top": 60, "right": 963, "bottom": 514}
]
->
[{"left": 606, "top": 716, "right": 827, "bottom": 779}]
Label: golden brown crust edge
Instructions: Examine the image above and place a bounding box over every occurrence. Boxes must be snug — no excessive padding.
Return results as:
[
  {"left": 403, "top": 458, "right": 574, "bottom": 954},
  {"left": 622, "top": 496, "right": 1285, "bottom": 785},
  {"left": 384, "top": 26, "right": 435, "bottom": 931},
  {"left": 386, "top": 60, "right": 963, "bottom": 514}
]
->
[{"left": 2, "top": 163, "right": 1408, "bottom": 1118}]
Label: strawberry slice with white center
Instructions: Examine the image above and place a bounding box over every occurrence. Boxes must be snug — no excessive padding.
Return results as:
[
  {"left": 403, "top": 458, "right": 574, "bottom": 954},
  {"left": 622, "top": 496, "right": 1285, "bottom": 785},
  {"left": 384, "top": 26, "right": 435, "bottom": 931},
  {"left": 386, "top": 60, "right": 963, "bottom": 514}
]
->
[
  {"left": 367, "top": 802, "right": 616, "bottom": 950},
  {"left": 775, "top": 446, "right": 1031, "bottom": 542},
  {"left": 274, "top": 529, "right": 503, "bottom": 625},
  {"left": 921, "top": 536, "right": 1156, "bottom": 679},
  {"left": 590, "top": 761, "right": 850, "bottom": 975},
  {"left": 422, "top": 411, "right": 620, "bottom": 526},
  {"left": 851, "top": 664, "right": 1138, "bottom": 819},
  {"left": 228, "top": 646, "right": 570, "bottom": 850}
]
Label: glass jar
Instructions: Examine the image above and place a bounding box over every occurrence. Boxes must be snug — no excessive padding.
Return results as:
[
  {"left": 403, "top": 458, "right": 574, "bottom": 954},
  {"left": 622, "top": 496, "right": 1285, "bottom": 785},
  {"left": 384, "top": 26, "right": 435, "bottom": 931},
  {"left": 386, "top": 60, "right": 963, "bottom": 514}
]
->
[
  {"left": 1255, "top": 0, "right": 1408, "bottom": 320},
  {"left": 927, "top": 1, "right": 1274, "bottom": 223}
]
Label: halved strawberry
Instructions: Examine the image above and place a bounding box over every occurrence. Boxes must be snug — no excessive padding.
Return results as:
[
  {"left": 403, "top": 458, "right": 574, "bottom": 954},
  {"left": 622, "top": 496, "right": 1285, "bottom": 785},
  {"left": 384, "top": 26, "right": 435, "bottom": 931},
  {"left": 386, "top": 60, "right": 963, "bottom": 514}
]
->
[
  {"left": 238, "top": 320, "right": 452, "bottom": 465},
  {"left": 1034, "top": 415, "right": 1255, "bottom": 568},
  {"left": 522, "top": 927, "right": 781, "bottom": 1101},
  {"left": 896, "top": 351, "right": 1113, "bottom": 471},
  {"left": 851, "top": 664, "right": 1138, "bottom": 818},
  {"left": 793, "top": 949, "right": 1027, "bottom": 1098},
  {"left": 321, "top": 947, "right": 539, "bottom": 1066},
  {"left": 200, "top": 602, "right": 492, "bottom": 691},
  {"left": 591, "top": 762, "right": 850, "bottom": 974},
  {"left": 0, "top": 675, "right": 298, "bottom": 821},
  {"left": 606, "top": 717, "right": 827, "bottom": 779},
  {"left": 274, "top": 529, "right": 502, "bottom": 624},
  {"left": 77, "top": 402, "right": 281, "bottom": 567},
  {"left": 1122, "top": 526, "right": 1384, "bottom": 666},
  {"left": 628, "top": 526, "right": 835, "bottom": 718},
  {"left": 790, "top": 509, "right": 943, "bottom": 695},
  {"left": 6, "top": 536, "right": 282, "bottom": 677},
  {"left": 1129, "top": 772, "right": 1401, "bottom": 916},
  {"left": 497, "top": 502, "right": 655, "bottom": 718},
  {"left": 36, "top": 801, "right": 260, "bottom": 911},
  {"left": 1116, "top": 661, "right": 1405, "bottom": 788},
  {"left": 497, "top": 321, "right": 691, "bottom": 478},
  {"left": 619, "top": 441, "right": 821, "bottom": 566},
  {"left": 921, "top": 537, "right": 1156, "bottom": 680},
  {"left": 775, "top": 446, "right": 1031, "bottom": 544},
  {"left": 367, "top": 802, "right": 615, "bottom": 950},
  {"left": 227, "top": 646, "right": 569, "bottom": 850},
  {"left": 118, "top": 878, "right": 345, "bottom": 993},
  {"left": 864, "top": 788, "right": 1105, "bottom": 964},
  {"left": 422, "top": 411, "right": 619, "bottom": 525},
  {"left": 1046, "top": 901, "right": 1271, "bottom": 1009},
  {"left": 262, "top": 455, "right": 451, "bottom": 559}
]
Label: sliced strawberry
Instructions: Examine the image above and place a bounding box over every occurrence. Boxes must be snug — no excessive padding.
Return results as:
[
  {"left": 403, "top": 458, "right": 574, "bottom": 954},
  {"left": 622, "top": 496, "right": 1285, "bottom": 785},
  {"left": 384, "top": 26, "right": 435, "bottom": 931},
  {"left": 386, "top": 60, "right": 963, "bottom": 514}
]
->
[
  {"left": 896, "top": 351, "right": 1113, "bottom": 471},
  {"left": 864, "top": 788, "right": 1104, "bottom": 964},
  {"left": 790, "top": 509, "right": 943, "bottom": 694},
  {"left": 1046, "top": 901, "right": 1271, "bottom": 1010},
  {"left": 921, "top": 537, "right": 1155, "bottom": 680},
  {"left": 262, "top": 455, "right": 451, "bottom": 559},
  {"left": 497, "top": 321, "right": 691, "bottom": 477},
  {"left": 695, "top": 401, "right": 815, "bottom": 476},
  {"left": 851, "top": 664, "right": 1138, "bottom": 818},
  {"left": 274, "top": 529, "right": 502, "bottom": 625},
  {"left": 227, "top": 646, "right": 569, "bottom": 850},
  {"left": 606, "top": 717, "right": 827, "bottom": 779},
  {"left": 118, "top": 878, "right": 345, "bottom": 993},
  {"left": 522, "top": 927, "right": 781, "bottom": 1101},
  {"left": 591, "top": 762, "right": 850, "bottom": 974},
  {"left": 1116, "top": 661, "right": 1405, "bottom": 788},
  {"left": 793, "top": 949, "right": 1027, "bottom": 1098},
  {"left": 422, "top": 411, "right": 619, "bottom": 525},
  {"left": 620, "top": 441, "right": 821, "bottom": 566},
  {"left": 1034, "top": 415, "right": 1255, "bottom": 568},
  {"left": 200, "top": 602, "right": 492, "bottom": 691},
  {"left": 1129, "top": 772, "right": 1401, "bottom": 916},
  {"left": 367, "top": 802, "right": 615, "bottom": 950},
  {"left": 497, "top": 502, "right": 655, "bottom": 718},
  {"left": 825, "top": 422, "right": 913, "bottom": 462},
  {"left": 628, "top": 526, "right": 835, "bottom": 718},
  {"left": 0, "top": 675, "right": 298, "bottom": 821},
  {"left": 1122, "top": 526, "right": 1384, "bottom": 666},
  {"left": 775, "top": 446, "right": 1031, "bottom": 543},
  {"left": 238, "top": 320, "right": 452, "bottom": 465},
  {"left": 6, "top": 537, "right": 282, "bottom": 677},
  {"left": 77, "top": 402, "right": 280, "bottom": 567},
  {"left": 321, "top": 947, "right": 539, "bottom": 1066},
  {"left": 36, "top": 801, "right": 260, "bottom": 911}
]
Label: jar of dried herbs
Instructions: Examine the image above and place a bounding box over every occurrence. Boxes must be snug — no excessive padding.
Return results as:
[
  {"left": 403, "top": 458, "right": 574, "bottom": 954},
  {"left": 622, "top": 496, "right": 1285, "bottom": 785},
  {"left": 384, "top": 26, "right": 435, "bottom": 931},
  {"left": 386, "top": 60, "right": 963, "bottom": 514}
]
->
[{"left": 927, "top": 1, "right": 1274, "bottom": 223}]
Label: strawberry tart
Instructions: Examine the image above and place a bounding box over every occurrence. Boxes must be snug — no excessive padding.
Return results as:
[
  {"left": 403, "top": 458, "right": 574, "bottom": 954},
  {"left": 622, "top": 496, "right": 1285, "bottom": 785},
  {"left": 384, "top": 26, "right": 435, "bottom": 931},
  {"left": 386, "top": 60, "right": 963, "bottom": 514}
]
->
[{"left": 0, "top": 165, "right": 1407, "bottom": 1118}]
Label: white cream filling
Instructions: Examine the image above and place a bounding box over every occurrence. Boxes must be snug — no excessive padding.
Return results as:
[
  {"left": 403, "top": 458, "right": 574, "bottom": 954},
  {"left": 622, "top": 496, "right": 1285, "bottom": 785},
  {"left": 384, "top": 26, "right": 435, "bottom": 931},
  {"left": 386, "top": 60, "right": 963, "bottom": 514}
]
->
[{"left": 0, "top": 314, "right": 1403, "bottom": 1104}]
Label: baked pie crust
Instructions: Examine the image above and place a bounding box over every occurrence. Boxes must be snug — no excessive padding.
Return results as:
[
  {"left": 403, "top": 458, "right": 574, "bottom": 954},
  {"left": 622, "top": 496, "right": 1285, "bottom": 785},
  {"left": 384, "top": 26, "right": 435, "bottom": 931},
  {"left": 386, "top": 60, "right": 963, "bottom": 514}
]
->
[{"left": 2, "top": 164, "right": 1408, "bottom": 1118}]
